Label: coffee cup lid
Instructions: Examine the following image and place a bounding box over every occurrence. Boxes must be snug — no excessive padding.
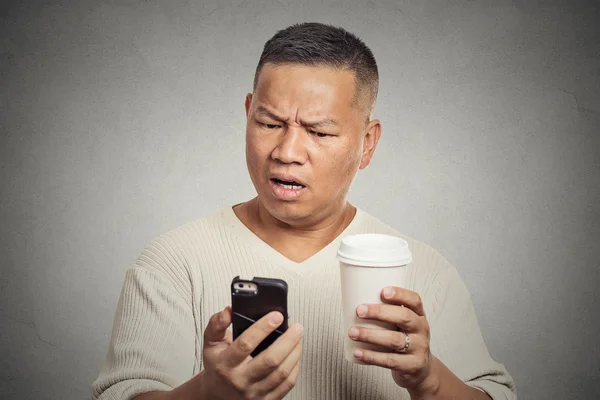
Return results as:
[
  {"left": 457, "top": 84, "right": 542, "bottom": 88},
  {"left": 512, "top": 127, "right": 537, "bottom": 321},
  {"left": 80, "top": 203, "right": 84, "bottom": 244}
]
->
[{"left": 337, "top": 233, "right": 412, "bottom": 267}]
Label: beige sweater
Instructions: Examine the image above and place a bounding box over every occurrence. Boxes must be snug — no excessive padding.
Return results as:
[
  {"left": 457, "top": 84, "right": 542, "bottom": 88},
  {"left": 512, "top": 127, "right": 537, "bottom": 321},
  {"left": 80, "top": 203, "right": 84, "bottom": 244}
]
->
[{"left": 92, "top": 207, "right": 516, "bottom": 400}]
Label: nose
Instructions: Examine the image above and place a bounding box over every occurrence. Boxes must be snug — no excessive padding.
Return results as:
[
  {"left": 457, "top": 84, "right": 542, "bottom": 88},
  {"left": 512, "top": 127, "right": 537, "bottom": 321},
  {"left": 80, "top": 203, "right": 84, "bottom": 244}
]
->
[{"left": 271, "top": 126, "right": 308, "bottom": 165}]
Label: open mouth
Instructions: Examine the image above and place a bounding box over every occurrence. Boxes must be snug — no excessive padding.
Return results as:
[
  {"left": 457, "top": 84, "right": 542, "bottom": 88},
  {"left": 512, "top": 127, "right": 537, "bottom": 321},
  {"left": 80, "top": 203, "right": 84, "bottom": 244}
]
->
[{"left": 270, "top": 178, "right": 306, "bottom": 190}]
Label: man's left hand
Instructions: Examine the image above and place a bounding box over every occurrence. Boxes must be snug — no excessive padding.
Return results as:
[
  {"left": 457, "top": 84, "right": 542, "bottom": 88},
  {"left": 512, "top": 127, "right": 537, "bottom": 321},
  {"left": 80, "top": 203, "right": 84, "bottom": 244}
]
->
[{"left": 348, "top": 286, "right": 439, "bottom": 395}]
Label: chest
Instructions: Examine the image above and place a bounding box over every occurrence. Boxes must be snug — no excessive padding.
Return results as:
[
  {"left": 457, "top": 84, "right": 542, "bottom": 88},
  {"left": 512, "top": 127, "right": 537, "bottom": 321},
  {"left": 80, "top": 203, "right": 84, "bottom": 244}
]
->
[{"left": 192, "top": 258, "right": 408, "bottom": 399}]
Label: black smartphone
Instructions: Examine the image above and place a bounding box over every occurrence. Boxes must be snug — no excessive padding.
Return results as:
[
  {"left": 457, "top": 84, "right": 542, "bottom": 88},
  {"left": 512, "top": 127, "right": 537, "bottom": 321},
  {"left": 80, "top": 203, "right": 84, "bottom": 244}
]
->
[{"left": 231, "top": 276, "right": 289, "bottom": 357}]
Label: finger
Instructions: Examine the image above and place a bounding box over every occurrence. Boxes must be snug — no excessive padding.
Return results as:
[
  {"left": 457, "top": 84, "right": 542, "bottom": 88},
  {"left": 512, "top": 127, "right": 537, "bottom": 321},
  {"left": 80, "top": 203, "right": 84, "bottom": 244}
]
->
[
  {"left": 252, "top": 336, "right": 303, "bottom": 392},
  {"left": 248, "top": 323, "right": 304, "bottom": 381},
  {"left": 222, "top": 311, "right": 285, "bottom": 368},
  {"left": 353, "top": 347, "right": 423, "bottom": 373},
  {"left": 356, "top": 303, "right": 419, "bottom": 332},
  {"left": 204, "top": 307, "right": 233, "bottom": 344},
  {"left": 349, "top": 326, "right": 419, "bottom": 353},
  {"left": 381, "top": 287, "right": 426, "bottom": 316},
  {"left": 264, "top": 356, "right": 301, "bottom": 400}
]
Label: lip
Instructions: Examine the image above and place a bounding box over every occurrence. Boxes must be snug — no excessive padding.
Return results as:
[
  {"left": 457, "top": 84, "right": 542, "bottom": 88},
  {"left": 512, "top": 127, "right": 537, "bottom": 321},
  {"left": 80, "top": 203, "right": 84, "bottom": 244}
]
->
[
  {"left": 269, "top": 173, "right": 307, "bottom": 187},
  {"left": 268, "top": 175, "right": 307, "bottom": 201}
]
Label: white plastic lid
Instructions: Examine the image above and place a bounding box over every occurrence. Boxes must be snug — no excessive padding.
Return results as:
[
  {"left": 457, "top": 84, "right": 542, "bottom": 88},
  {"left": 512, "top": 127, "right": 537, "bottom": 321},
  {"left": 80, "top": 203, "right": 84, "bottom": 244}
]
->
[{"left": 337, "top": 233, "right": 412, "bottom": 267}]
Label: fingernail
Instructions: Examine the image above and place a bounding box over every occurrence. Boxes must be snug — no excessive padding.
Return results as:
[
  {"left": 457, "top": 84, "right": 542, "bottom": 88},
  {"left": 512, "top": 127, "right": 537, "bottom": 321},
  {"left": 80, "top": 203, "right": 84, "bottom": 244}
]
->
[
  {"left": 295, "top": 324, "right": 304, "bottom": 335},
  {"left": 348, "top": 327, "right": 359, "bottom": 339},
  {"left": 383, "top": 287, "right": 394, "bottom": 298},
  {"left": 356, "top": 304, "right": 368, "bottom": 317},
  {"left": 269, "top": 312, "right": 284, "bottom": 326},
  {"left": 219, "top": 307, "right": 227, "bottom": 321},
  {"left": 354, "top": 349, "right": 363, "bottom": 359}
]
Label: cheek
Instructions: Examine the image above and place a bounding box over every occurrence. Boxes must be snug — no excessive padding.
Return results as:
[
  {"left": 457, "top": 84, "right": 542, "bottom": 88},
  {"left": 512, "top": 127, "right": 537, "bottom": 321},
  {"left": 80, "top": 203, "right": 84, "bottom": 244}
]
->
[
  {"left": 246, "top": 131, "right": 265, "bottom": 161},
  {"left": 245, "top": 133, "right": 263, "bottom": 173},
  {"left": 338, "top": 142, "right": 362, "bottom": 171},
  {"left": 319, "top": 144, "right": 361, "bottom": 186}
]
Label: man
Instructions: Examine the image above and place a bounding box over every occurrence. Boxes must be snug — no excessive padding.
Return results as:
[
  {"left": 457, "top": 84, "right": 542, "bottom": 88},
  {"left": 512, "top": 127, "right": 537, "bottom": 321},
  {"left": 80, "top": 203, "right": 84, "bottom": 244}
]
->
[{"left": 92, "top": 23, "right": 516, "bottom": 399}]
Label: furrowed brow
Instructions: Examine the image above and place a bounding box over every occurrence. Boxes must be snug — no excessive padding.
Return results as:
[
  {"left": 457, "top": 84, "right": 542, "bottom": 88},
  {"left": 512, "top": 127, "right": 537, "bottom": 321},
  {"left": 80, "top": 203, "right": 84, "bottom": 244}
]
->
[
  {"left": 300, "top": 118, "right": 339, "bottom": 128},
  {"left": 256, "top": 106, "right": 338, "bottom": 128},
  {"left": 256, "top": 106, "right": 287, "bottom": 123}
]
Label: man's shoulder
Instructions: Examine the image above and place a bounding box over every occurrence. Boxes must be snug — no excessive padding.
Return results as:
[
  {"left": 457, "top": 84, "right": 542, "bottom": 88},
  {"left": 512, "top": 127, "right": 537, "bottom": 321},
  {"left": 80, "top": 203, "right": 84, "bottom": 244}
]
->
[
  {"left": 136, "top": 207, "right": 234, "bottom": 266},
  {"left": 131, "top": 207, "right": 234, "bottom": 276},
  {"left": 154, "top": 207, "right": 230, "bottom": 242}
]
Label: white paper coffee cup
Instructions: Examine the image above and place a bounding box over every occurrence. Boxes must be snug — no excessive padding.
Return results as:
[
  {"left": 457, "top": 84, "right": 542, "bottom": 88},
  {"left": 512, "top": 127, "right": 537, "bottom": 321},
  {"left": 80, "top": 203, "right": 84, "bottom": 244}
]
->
[{"left": 337, "top": 233, "right": 413, "bottom": 364}]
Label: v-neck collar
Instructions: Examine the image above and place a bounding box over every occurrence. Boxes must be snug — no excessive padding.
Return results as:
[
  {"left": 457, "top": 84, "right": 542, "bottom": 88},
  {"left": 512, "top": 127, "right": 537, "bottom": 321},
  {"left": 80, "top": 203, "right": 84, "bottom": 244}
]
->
[{"left": 219, "top": 205, "right": 366, "bottom": 275}]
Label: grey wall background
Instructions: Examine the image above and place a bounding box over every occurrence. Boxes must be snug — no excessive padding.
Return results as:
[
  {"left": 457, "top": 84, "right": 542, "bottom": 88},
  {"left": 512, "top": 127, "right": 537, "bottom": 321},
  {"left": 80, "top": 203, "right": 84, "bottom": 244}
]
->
[{"left": 1, "top": 0, "right": 599, "bottom": 399}]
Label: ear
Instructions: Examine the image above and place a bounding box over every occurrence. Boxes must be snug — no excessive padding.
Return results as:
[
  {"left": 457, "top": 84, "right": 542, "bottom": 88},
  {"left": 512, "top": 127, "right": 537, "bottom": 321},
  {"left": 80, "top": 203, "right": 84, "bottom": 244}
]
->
[
  {"left": 359, "top": 119, "right": 381, "bottom": 170},
  {"left": 245, "top": 93, "right": 253, "bottom": 117}
]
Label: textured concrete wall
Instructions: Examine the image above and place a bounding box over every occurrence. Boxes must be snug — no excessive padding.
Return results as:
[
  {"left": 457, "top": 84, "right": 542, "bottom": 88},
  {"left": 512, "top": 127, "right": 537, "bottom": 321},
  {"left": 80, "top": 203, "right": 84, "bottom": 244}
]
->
[{"left": 1, "top": 1, "right": 599, "bottom": 399}]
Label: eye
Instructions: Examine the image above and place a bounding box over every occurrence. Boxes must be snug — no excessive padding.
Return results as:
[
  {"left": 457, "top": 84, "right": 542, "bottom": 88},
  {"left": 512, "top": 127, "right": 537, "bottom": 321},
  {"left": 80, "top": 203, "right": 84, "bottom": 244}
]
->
[
  {"left": 311, "top": 130, "right": 330, "bottom": 138},
  {"left": 264, "top": 123, "right": 281, "bottom": 129}
]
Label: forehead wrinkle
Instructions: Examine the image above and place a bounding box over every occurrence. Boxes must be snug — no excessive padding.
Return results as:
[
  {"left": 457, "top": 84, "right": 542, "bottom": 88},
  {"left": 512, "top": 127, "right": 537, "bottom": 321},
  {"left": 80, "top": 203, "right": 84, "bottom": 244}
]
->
[
  {"left": 256, "top": 105, "right": 288, "bottom": 123},
  {"left": 255, "top": 68, "right": 354, "bottom": 127},
  {"left": 298, "top": 117, "right": 338, "bottom": 128},
  {"left": 294, "top": 108, "right": 300, "bottom": 125},
  {"left": 257, "top": 103, "right": 338, "bottom": 128}
]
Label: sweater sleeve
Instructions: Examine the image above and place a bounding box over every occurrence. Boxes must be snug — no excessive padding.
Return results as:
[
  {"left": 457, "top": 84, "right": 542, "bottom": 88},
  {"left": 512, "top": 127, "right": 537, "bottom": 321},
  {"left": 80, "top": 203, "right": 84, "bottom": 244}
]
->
[
  {"left": 91, "top": 236, "right": 197, "bottom": 400},
  {"left": 428, "top": 259, "right": 517, "bottom": 400}
]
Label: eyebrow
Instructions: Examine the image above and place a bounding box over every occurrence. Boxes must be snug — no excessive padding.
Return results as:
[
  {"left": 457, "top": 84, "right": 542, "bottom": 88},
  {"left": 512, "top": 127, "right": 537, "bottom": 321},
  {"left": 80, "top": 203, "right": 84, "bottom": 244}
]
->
[{"left": 256, "top": 106, "right": 339, "bottom": 128}]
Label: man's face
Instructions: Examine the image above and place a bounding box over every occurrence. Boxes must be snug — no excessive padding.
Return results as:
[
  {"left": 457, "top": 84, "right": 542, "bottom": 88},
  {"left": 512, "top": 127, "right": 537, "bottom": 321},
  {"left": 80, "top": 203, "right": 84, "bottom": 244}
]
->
[{"left": 244, "top": 63, "right": 380, "bottom": 226}]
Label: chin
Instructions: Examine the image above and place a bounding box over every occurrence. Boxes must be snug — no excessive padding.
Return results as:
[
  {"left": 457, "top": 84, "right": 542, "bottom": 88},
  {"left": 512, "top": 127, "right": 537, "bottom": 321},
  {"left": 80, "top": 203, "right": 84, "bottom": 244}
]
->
[
  {"left": 269, "top": 203, "right": 307, "bottom": 221},
  {"left": 261, "top": 198, "right": 309, "bottom": 223}
]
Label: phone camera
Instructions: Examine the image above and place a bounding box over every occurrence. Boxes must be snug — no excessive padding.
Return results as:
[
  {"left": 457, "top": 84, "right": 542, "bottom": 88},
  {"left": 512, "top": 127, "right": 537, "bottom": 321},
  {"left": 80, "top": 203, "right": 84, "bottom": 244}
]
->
[{"left": 237, "top": 283, "right": 244, "bottom": 288}]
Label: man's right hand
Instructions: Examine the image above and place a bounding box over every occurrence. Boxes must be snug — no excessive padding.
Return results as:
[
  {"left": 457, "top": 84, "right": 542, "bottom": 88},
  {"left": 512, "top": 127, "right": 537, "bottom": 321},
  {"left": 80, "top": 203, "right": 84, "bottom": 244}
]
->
[{"left": 198, "top": 306, "right": 304, "bottom": 400}]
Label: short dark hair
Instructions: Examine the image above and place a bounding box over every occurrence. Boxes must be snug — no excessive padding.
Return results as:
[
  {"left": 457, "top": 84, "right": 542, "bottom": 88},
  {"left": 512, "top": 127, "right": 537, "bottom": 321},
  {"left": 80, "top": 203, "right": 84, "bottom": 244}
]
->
[{"left": 254, "top": 22, "right": 379, "bottom": 114}]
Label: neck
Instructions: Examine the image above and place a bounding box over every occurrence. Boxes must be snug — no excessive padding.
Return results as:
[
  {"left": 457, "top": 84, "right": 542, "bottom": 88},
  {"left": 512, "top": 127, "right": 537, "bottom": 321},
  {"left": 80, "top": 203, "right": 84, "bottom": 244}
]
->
[{"left": 234, "top": 198, "right": 356, "bottom": 262}]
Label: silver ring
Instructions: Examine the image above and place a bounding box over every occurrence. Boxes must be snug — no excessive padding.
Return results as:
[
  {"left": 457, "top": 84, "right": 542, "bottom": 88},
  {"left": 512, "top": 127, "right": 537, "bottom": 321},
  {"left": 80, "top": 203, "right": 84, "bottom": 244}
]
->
[{"left": 397, "top": 331, "right": 410, "bottom": 353}]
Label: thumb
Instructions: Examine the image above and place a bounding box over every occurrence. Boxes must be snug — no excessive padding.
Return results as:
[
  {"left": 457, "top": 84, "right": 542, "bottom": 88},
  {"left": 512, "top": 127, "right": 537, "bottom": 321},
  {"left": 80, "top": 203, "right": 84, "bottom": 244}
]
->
[{"left": 204, "top": 306, "right": 232, "bottom": 345}]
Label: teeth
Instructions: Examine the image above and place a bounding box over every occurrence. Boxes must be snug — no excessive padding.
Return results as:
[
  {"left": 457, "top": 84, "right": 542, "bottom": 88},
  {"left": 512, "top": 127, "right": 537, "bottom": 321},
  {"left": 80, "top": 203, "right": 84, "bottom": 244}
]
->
[{"left": 281, "top": 183, "right": 303, "bottom": 190}]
